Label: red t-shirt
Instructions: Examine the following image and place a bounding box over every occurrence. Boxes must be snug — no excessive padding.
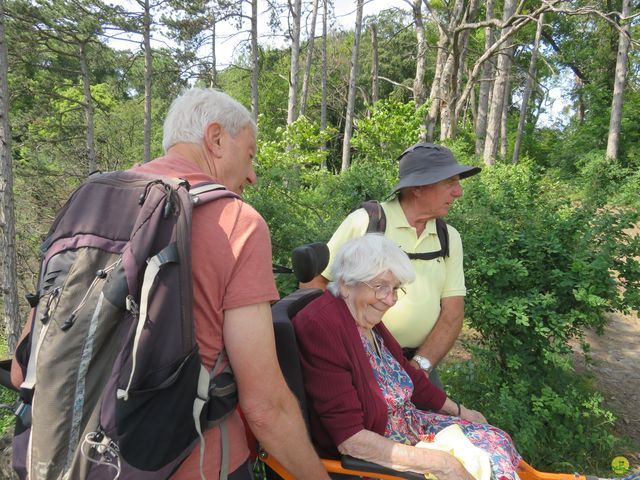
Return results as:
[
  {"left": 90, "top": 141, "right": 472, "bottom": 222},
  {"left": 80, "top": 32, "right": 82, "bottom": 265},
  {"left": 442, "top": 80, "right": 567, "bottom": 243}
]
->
[{"left": 133, "top": 155, "right": 279, "bottom": 478}]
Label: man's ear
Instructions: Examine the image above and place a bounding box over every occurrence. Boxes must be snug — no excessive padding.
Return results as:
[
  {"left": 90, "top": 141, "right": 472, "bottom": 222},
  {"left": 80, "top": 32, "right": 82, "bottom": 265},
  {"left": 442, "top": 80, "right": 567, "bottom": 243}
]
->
[
  {"left": 408, "top": 185, "right": 422, "bottom": 199},
  {"left": 204, "top": 122, "right": 224, "bottom": 157}
]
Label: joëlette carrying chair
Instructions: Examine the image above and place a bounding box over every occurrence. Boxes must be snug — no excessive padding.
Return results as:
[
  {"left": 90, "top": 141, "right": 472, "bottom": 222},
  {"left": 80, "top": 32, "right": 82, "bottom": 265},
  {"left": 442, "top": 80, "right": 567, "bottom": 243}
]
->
[{"left": 257, "top": 242, "right": 601, "bottom": 480}]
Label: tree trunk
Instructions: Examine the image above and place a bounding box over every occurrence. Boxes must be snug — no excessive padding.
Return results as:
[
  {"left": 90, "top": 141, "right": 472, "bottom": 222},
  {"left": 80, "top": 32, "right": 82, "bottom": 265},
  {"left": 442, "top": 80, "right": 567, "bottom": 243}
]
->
[
  {"left": 287, "top": 0, "right": 302, "bottom": 124},
  {"left": 423, "top": 26, "right": 448, "bottom": 142},
  {"left": 513, "top": 13, "right": 544, "bottom": 164},
  {"left": 209, "top": 11, "right": 217, "bottom": 88},
  {"left": 143, "top": 0, "right": 152, "bottom": 163},
  {"left": 0, "top": 0, "right": 20, "bottom": 354},
  {"left": 79, "top": 42, "right": 96, "bottom": 173},
  {"left": 474, "top": 0, "right": 494, "bottom": 158},
  {"left": 446, "top": 0, "right": 480, "bottom": 139},
  {"left": 576, "top": 76, "right": 585, "bottom": 124},
  {"left": 438, "top": 0, "right": 465, "bottom": 140},
  {"left": 320, "top": 0, "right": 328, "bottom": 167},
  {"left": 251, "top": 0, "right": 259, "bottom": 122},
  {"left": 459, "top": 2, "right": 556, "bottom": 138},
  {"left": 370, "top": 23, "right": 379, "bottom": 104},
  {"left": 341, "top": 0, "right": 364, "bottom": 172},
  {"left": 468, "top": 84, "right": 477, "bottom": 129},
  {"left": 482, "top": 0, "right": 517, "bottom": 165},
  {"left": 425, "top": 0, "right": 464, "bottom": 141},
  {"left": 606, "top": 0, "right": 630, "bottom": 160},
  {"left": 412, "top": 0, "right": 426, "bottom": 106},
  {"left": 440, "top": 33, "right": 459, "bottom": 140},
  {"left": 299, "top": 0, "right": 319, "bottom": 117},
  {"left": 500, "top": 75, "right": 510, "bottom": 158}
]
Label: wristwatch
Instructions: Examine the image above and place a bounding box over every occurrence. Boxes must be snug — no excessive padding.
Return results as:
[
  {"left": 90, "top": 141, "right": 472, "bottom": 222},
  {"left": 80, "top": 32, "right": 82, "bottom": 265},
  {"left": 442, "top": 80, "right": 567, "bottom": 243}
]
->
[{"left": 412, "top": 355, "right": 433, "bottom": 374}]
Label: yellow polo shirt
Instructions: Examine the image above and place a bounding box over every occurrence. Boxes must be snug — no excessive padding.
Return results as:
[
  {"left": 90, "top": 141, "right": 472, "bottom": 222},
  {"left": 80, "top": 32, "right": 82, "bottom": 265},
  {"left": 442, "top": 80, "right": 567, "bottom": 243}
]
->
[{"left": 322, "top": 197, "right": 466, "bottom": 348}]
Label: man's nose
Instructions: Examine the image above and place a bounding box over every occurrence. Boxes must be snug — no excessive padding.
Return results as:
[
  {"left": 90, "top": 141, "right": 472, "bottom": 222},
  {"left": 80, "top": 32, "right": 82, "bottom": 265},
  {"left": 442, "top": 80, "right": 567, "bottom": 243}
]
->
[{"left": 247, "top": 168, "right": 257, "bottom": 185}]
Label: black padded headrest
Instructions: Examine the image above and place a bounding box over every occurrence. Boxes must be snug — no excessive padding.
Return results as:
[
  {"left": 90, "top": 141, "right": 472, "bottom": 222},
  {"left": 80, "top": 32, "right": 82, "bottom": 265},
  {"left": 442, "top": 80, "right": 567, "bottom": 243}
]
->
[{"left": 291, "top": 242, "right": 329, "bottom": 283}]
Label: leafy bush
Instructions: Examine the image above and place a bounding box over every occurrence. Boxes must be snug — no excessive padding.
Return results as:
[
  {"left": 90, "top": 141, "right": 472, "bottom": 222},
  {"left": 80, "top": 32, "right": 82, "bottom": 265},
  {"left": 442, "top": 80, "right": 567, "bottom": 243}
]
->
[
  {"left": 441, "top": 357, "right": 619, "bottom": 474},
  {"left": 0, "top": 387, "right": 17, "bottom": 437},
  {"left": 442, "top": 156, "right": 639, "bottom": 472},
  {"left": 449, "top": 159, "right": 639, "bottom": 377}
]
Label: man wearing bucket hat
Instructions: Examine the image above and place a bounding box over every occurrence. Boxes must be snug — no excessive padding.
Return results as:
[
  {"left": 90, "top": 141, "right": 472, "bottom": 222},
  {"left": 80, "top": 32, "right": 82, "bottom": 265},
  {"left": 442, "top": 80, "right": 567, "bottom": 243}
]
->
[{"left": 304, "top": 143, "right": 480, "bottom": 387}]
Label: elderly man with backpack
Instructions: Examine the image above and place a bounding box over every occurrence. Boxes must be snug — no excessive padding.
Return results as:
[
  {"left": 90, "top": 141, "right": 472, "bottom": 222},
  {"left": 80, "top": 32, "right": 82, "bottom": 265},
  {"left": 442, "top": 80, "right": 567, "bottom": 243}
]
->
[
  {"left": 134, "top": 89, "right": 329, "bottom": 479},
  {"left": 304, "top": 143, "right": 480, "bottom": 388},
  {"left": 11, "top": 88, "right": 329, "bottom": 480}
]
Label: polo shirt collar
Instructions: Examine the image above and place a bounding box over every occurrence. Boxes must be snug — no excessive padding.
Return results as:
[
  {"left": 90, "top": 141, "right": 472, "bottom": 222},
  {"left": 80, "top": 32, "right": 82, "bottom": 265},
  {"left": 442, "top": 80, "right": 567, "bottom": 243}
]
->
[{"left": 385, "top": 197, "right": 438, "bottom": 234}]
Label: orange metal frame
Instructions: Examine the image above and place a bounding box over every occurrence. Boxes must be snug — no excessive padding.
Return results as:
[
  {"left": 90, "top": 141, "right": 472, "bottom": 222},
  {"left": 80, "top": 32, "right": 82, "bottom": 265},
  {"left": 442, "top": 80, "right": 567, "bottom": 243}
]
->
[
  {"left": 517, "top": 461, "right": 586, "bottom": 480},
  {"left": 259, "top": 450, "right": 588, "bottom": 480}
]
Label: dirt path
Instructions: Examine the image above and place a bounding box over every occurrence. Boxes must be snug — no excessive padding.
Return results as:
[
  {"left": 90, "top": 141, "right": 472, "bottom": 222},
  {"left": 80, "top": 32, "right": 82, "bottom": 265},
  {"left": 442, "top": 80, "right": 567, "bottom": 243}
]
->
[{"left": 571, "top": 311, "right": 640, "bottom": 469}]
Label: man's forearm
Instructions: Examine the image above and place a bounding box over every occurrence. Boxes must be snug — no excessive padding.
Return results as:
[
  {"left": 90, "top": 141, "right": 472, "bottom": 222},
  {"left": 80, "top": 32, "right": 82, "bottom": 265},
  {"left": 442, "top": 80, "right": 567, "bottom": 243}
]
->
[
  {"left": 225, "top": 303, "right": 329, "bottom": 479},
  {"left": 243, "top": 390, "right": 328, "bottom": 479},
  {"left": 415, "top": 296, "right": 464, "bottom": 366}
]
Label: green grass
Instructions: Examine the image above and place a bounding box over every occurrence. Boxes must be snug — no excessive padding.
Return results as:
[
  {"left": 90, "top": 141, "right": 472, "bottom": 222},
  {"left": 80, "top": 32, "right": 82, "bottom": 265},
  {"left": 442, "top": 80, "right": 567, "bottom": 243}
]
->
[
  {"left": 0, "top": 335, "right": 17, "bottom": 436},
  {"left": 0, "top": 386, "right": 17, "bottom": 437}
]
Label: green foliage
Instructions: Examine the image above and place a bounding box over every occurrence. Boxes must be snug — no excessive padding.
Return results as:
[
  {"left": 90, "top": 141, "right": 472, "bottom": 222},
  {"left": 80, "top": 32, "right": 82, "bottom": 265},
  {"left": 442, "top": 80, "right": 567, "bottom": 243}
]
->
[
  {"left": 441, "top": 357, "right": 619, "bottom": 474},
  {"left": 249, "top": 100, "right": 422, "bottom": 294},
  {"left": 361, "top": 9, "right": 419, "bottom": 103},
  {"left": 0, "top": 388, "right": 17, "bottom": 437},
  {"left": 245, "top": 117, "right": 337, "bottom": 292},
  {"left": 350, "top": 99, "right": 428, "bottom": 165},
  {"left": 451, "top": 159, "right": 639, "bottom": 374},
  {"left": 438, "top": 155, "right": 640, "bottom": 472}
]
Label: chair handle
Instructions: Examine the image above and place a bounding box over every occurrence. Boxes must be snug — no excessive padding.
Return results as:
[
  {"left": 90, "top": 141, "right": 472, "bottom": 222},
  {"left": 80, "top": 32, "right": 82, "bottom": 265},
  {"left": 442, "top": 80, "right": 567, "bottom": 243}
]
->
[{"left": 341, "top": 455, "right": 425, "bottom": 480}]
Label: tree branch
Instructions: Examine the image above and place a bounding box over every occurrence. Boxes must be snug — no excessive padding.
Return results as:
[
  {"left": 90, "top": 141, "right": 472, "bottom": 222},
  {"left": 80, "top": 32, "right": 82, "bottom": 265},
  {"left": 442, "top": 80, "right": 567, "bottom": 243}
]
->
[{"left": 378, "top": 76, "right": 414, "bottom": 92}]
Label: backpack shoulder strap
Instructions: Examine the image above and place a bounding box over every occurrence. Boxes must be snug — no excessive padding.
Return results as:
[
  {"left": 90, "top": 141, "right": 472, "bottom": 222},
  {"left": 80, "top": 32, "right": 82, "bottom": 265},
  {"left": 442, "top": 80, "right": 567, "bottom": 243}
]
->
[
  {"left": 358, "top": 200, "right": 386, "bottom": 234},
  {"left": 188, "top": 182, "right": 239, "bottom": 205},
  {"left": 435, "top": 218, "right": 450, "bottom": 258}
]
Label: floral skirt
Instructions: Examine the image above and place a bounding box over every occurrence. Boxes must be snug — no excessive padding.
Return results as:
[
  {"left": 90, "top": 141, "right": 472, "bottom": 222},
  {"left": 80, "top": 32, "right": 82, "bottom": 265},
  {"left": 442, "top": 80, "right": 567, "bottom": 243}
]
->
[
  {"left": 413, "top": 410, "right": 521, "bottom": 480},
  {"left": 360, "top": 330, "right": 521, "bottom": 480}
]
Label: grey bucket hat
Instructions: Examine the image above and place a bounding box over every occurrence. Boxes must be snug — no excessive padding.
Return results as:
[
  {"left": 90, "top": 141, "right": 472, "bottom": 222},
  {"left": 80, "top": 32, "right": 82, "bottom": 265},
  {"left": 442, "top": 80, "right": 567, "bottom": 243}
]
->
[{"left": 392, "top": 143, "right": 481, "bottom": 194}]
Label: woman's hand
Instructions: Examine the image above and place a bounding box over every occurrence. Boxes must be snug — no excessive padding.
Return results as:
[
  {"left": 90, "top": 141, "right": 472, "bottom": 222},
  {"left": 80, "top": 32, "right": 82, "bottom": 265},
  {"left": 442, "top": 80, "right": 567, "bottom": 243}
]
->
[
  {"left": 459, "top": 405, "right": 487, "bottom": 424},
  {"left": 423, "top": 450, "right": 476, "bottom": 480},
  {"left": 440, "top": 398, "right": 487, "bottom": 424}
]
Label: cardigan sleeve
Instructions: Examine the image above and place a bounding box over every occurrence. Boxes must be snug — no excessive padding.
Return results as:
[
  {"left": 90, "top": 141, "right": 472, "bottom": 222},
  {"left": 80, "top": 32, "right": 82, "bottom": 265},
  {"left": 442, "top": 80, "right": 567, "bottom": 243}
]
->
[{"left": 294, "top": 302, "right": 368, "bottom": 447}]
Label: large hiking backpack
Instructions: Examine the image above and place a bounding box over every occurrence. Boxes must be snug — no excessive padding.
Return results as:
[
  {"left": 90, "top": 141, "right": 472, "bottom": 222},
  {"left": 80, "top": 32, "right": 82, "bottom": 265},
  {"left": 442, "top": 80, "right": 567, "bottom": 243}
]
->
[
  {"left": 356, "top": 200, "right": 449, "bottom": 260},
  {"left": 12, "top": 170, "right": 239, "bottom": 480}
]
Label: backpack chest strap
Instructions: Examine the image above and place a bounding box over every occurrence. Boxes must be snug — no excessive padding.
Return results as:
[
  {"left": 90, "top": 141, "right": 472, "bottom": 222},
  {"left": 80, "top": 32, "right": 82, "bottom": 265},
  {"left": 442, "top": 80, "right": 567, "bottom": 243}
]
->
[{"left": 406, "top": 250, "right": 446, "bottom": 261}]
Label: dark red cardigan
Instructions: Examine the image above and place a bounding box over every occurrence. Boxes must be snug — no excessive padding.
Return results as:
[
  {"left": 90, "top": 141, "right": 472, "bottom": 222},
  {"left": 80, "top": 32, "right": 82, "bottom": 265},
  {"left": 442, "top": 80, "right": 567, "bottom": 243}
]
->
[{"left": 293, "top": 291, "right": 447, "bottom": 458}]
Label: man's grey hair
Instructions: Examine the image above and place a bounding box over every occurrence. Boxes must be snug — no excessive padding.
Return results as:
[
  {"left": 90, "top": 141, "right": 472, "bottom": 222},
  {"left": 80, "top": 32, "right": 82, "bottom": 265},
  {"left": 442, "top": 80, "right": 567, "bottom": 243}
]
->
[
  {"left": 327, "top": 234, "right": 415, "bottom": 296},
  {"left": 162, "top": 87, "right": 256, "bottom": 153}
]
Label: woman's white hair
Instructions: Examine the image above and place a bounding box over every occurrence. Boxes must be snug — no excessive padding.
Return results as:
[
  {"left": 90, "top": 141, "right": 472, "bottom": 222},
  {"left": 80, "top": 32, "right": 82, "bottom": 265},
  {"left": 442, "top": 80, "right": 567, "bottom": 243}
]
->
[
  {"left": 327, "top": 233, "right": 415, "bottom": 296},
  {"left": 162, "top": 87, "right": 256, "bottom": 152}
]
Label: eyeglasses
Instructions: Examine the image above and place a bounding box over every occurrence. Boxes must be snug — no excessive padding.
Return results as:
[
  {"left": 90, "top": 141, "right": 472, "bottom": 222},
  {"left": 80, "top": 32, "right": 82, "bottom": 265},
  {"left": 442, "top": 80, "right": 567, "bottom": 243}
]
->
[{"left": 361, "top": 281, "right": 406, "bottom": 300}]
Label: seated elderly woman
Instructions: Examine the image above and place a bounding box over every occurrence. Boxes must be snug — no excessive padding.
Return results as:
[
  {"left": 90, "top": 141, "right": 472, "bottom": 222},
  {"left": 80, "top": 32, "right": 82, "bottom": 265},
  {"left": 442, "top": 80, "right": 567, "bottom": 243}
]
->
[{"left": 293, "top": 234, "right": 521, "bottom": 480}]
